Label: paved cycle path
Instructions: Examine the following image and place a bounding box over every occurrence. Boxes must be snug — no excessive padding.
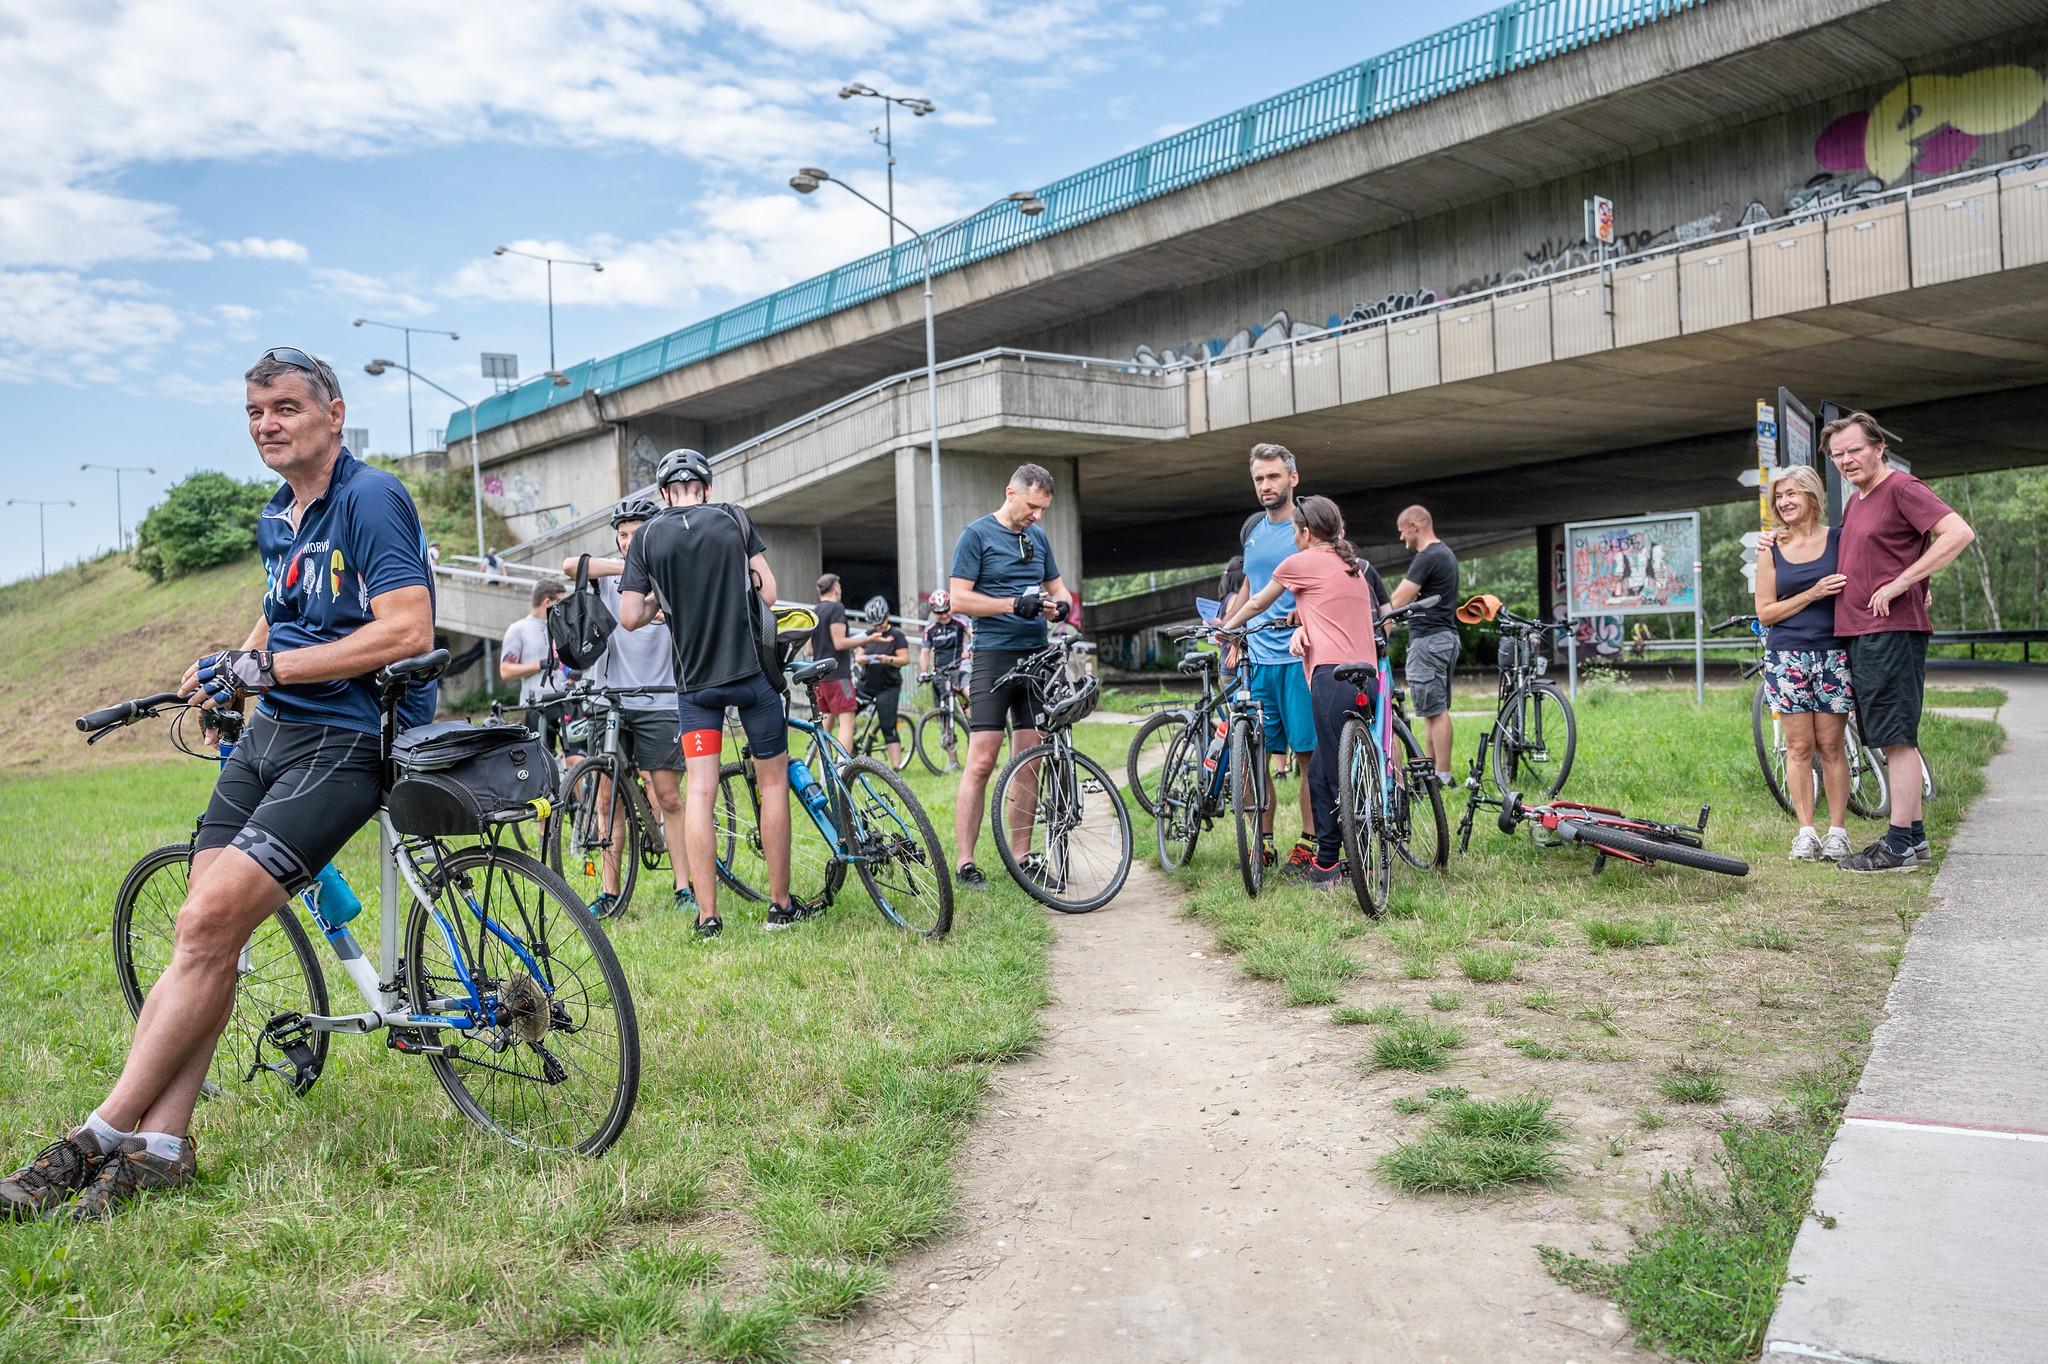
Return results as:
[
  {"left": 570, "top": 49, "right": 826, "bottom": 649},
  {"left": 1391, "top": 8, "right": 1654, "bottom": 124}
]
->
[
  {"left": 1766, "top": 670, "right": 2048, "bottom": 1364},
  {"left": 833, "top": 852, "right": 1650, "bottom": 1364}
]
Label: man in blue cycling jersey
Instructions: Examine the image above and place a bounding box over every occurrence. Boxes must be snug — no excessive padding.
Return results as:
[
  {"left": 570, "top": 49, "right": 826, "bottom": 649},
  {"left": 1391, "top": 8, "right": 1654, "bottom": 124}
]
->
[{"left": 1, "top": 348, "right": 435, "bottom": 1221}]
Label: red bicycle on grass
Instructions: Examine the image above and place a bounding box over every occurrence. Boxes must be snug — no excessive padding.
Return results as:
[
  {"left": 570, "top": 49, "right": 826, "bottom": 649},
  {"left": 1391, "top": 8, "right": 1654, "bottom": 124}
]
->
[{"left": 1496, "top": 793, "right": 1750, "bottom": 878}]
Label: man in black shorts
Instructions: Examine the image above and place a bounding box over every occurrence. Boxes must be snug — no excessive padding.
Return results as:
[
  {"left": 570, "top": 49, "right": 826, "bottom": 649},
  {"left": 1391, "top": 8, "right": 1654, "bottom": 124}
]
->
[
  {"left": 947, "top": 464, "right": 1073, "bottom": 889},
  {"left": 1, "top": 347, "right": 436, "bottom": 1221},
  {"left": 617, "top": 450, "right": 799, "bottom": 935},
  {"left": 854, "top": 601, "right": 911, "bottom": 768},
  {"left": 918, "top": 590, "right": 972, "bottom": 770}
]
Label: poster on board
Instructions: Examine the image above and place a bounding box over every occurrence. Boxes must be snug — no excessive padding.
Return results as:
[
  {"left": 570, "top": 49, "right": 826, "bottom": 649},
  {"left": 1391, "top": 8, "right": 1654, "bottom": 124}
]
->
[{"left": 1564, "top": 513, "right": 1702, "bottom": 618}]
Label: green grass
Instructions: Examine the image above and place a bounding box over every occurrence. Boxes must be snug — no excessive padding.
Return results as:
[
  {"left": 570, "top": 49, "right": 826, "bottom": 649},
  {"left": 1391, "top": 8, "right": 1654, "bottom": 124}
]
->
[
  {"left": 1584, "top": 915, "right": 1678, "bottom": 949},
  {"left": 1659, "top": 1063, "right": 1731, "bottom": 1105},
  {"left": 1378, "top": 1092, "right": 1569, "bottom": 1194},
  {"left": 1370, "top": 1019, "right": 1466, "bottom": 1072},
  {"left": 0, "top": 718, "right": 1105, "bottom": 1362},
  {"left": 1540, "top": 1053, "right": 1857, "bottom": 1362},
  {"left": 1505, "top": 1038, "right": 1573, "bottom": 1060},
  {"left": 1426, "top": 991, "right": 1464, "bottom": 1011},
  {"left": 1740, "top": 926, "right": 1796, "bottom": 951},
  {"left": 1454, "top": 945, "right": 1516, "bottom": 982}
]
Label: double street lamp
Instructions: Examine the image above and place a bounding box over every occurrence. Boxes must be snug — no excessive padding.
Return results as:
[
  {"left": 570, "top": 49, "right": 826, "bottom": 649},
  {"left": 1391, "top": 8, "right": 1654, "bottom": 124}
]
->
[
  {"left": 9, "top": 499, "right": 74, "bottom": 577},
  {"left": 353, "top": 318, "right": 459, "bottom": 455},
  {"left": 837, "top": 83, "right": 935, "bottom": 250},
  {"left": 789, "top": 168, "right": 1044, "bottom": 597},
  {"left": 491, "top": 246, "right": 603, "bottom": 376},
  {"left": 79, "top": 463, "right": 154, "bottom": 552}
]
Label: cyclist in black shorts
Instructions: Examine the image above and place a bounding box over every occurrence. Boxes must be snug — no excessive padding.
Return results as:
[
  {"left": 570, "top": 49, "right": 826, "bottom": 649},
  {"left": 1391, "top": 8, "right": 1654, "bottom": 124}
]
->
[
  {"left": 945, "top": 464, "right": 1073, "bottom": 891},
  {"left": 918, "top": 591, "right": 971, "bottom": 770},
  {"left": 1, "top": 348, "right": 437, "bottom": 1221},
  {"left": 854, "top": 601, "right": 910, "bottom": 768}
]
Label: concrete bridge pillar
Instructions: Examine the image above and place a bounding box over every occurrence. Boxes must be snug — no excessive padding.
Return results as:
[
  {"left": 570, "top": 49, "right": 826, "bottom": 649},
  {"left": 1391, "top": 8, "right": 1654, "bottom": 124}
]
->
[
  {"left": 753, "top": 523, "right": 823, "bottom": 605},
  {"left": 895, "top": 449, "right": 1084, "bottom": 613}
]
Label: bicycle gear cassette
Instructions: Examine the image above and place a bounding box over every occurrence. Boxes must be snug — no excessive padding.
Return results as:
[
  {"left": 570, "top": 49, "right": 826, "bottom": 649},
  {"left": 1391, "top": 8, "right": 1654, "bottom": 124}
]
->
[{"left": 497, "top": 972, "right": 551, "bottom": 1044}]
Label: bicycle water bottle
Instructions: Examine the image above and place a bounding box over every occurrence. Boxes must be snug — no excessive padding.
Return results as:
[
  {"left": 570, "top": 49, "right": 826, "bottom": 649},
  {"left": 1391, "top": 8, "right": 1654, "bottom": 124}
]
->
[
  {"left": 1203, "top": 716, "right": 1228, "bottom": 774},
  {"left": 306, "top": 862, "right": 362, "bottom": 928},
  {"left": 787, "top": 758, "right": 833, "bottom": 822}
]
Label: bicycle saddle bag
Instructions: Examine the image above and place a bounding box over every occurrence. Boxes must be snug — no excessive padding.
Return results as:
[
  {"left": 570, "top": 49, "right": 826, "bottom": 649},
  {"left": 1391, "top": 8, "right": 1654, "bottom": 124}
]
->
[
  {"left": 388, "top": 721, "right": 558, "bottom": 838},
  {"left": 1497, "top": 636, "right": 1525, "bottom": 673}
]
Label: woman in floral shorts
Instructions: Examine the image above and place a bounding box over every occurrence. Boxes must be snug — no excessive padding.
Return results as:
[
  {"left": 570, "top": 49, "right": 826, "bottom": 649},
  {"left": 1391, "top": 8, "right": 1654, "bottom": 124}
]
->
[{"left": 1755, "top": 465, "right": 1853, "bottom": 862}]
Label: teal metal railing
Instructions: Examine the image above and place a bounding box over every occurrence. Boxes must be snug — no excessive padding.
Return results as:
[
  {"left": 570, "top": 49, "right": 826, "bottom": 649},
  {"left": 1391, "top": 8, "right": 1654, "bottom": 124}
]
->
[{"left": 450, "top": 0, "right": 1705, "bottom": 442}]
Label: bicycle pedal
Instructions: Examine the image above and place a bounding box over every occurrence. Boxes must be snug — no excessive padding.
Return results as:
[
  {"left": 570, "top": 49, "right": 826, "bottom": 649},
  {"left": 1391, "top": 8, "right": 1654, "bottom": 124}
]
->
[
  {"left": 386, "top": 1029, "right": 461, "bottom": 1059},
  {"left": 257, "top": 1011, "right": 323, "bottom": 1089}
]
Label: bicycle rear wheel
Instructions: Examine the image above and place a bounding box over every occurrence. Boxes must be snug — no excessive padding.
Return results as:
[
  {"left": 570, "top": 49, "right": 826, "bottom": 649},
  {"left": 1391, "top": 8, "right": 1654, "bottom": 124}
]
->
[
  {"left": 1126, "top": 709, "right": 1190, "bottom": 818},
  {"left": 1153, "top": 728, "right": 1206, "bottom": 871},
  {"left": 1338, "top": 719, "right": 1390, "bottom": 916},
  {"left": 916, "top": 704, "right": 953, "bottom": 775},
  {"left": 1561, "top": 820, "right": 1750, "bottom": 877},
  {"left": 1230, "top": 718, "right": 1264, "bottom": 898},
  {"left": 405, "top": 845, "right": 639, "bottom": 1155},
  {"left": 1390, "top": 715, "right": 1449, "bottom": 870},
  {"left": 113, "top": 844, "right": 330, "bottom": 1098},
  {"left": 990, "top": 741, "right": 1132, "bottom": 913},
  {"left": 1494, "top": 682, "right": 1575, "bottom": 799},
  {"left": 840, "top": 757, "right": 953, "bottom": 937},
  {"left": 548, "top": 757, "right": 639, "bottom": 918}
]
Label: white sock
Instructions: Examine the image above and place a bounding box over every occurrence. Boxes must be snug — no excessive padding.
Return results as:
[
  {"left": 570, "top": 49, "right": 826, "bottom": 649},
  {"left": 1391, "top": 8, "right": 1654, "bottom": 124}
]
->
[
  {"left": 139, "top": 1131, "right": 185, "bottom": 1162},
  {"left": 1829, "top": 826, "right": 1848, "bottom": 840},
  {"left": 1436, "top": 771, "right": 1454, "bottom": 784},
  {"left": 82, "top": 1110, "right": 134, "bottom": 1148},
  {"left": 1798, "top": 826, "right": 1817, "bottom": 840}
]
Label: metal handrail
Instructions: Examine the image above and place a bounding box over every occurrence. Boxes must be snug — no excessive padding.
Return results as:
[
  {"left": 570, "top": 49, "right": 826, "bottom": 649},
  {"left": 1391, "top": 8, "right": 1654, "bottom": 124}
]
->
[{"left": 448, "top": 0, "right": 1708, "bottom": 444}]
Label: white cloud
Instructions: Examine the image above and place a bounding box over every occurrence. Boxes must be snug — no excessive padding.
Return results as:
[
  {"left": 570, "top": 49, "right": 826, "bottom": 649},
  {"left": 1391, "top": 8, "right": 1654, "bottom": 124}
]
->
[
  {"left": 213, "top": 303, "right": 259, "bottom": 324},
  {"left": 215, "top": 237, "right": 308, "bottom": 262},
  {"left": 0, "top": 270, "right": 183, "bottom": 384},
  {"left": 309, "top": 267, "right": 432, "bottom": 317}
]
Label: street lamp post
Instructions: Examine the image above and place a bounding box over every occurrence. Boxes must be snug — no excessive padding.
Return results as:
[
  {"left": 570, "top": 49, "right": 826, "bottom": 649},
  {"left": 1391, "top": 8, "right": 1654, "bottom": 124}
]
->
[
  {"left": 9, "top": 499, "right": 75, "bottom": 577},
  {"left": 79, "top": 463, "right": 155, "bottom": 552},
  {"left": 353, "top": 318, "right": 459, "bottom": 455},
  {"left": 837, "top": 83, "right": 935, "bottom": 251},
  {"left": 491, "top": 246, "right": 603, "bottom": 375},
  {"left": 789, "top": 170, "right": 1044, "bottom": 599}
]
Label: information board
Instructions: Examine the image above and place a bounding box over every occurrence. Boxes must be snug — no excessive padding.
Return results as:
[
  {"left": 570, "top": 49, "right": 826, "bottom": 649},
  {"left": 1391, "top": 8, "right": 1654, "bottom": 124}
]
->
[{"left": 1563, "top": 513, "right": 1702, "bottom": 618}]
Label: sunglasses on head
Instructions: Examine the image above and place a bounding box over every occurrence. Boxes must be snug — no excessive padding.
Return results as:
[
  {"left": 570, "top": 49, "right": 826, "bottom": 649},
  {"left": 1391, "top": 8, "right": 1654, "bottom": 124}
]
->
[{"left": 263, "top": 346, "right": 324, "bottom": 374}]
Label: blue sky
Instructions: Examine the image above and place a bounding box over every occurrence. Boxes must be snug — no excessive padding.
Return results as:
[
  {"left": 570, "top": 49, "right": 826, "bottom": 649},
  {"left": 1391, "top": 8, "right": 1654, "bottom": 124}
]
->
[{"left": 0, "top": 0, "right": 1478, "bottom": 583}]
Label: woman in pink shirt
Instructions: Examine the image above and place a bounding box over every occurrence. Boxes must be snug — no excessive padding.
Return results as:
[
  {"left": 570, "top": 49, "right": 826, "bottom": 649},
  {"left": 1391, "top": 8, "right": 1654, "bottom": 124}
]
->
[{"left": 1221, "top": 496, "right": 1379, "bottom": 889}]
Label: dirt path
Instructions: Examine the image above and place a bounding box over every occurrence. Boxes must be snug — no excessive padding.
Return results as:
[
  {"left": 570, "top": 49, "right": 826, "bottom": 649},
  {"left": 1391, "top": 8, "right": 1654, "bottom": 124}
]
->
[{"left": 831, "top": 856, "right": 1651, "bottom": 1363}]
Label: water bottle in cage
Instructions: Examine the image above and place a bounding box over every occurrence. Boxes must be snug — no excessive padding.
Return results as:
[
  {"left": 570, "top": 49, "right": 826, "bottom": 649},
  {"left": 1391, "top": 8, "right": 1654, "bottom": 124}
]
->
[
  {"left": 788, "top": 757, "right": 833, "bottom": 822},
  {"left": 1203, "top": 716, "right": 1228, "bottom": 774}
]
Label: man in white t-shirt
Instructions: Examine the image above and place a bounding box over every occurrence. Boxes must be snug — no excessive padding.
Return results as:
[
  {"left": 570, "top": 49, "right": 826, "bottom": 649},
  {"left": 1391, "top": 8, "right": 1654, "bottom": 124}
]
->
[
  {"left": 501, "top": 576, "right": 568, "bottom": 707},
  {"left": 562, "top": 497, "right": 697, "bottom": 917}
]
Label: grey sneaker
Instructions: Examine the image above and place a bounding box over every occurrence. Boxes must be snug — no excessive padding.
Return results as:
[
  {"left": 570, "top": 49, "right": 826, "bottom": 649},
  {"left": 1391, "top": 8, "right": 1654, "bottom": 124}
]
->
[
  {"left": 1789, "top": 830, "right": 1823, "bottom": 862},
  {"left": 1916, "top": 839, "right": 1933, "bottom": 865},
  {"left": 1839, "top": 839, "right": 1919, "bottom": 875},
  {"left": 1820, "top": 829, "right": 1853, "bottom": 862},
  {"left": 69, "top": 1135, "right": 196, "bottom": 1220},
  {"left": 0, "top": 1129, "right": 114, "bottom": 1220}
]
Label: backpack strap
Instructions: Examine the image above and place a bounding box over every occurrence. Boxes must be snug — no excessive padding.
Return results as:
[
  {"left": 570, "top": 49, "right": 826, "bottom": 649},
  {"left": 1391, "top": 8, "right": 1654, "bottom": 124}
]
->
[{"left": 1240, "top": 511, "right": 1266, "bottom": 547}]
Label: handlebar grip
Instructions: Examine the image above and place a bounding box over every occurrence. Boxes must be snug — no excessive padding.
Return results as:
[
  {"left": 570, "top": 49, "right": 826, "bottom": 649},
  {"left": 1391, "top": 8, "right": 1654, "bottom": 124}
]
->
[{"left": 77, "top": 692, "right": 183, "bottom": 732}]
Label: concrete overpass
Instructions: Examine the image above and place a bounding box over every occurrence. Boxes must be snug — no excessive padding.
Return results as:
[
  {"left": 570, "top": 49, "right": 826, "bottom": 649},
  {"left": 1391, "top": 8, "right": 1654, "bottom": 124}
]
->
[{"left": 428, "top": 0, "right": 2048, "bottom": 659}]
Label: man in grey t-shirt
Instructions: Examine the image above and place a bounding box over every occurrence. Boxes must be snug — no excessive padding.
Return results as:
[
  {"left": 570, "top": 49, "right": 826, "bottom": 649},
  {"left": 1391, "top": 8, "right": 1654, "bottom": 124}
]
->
[{"left": 561, "top": 497, "right": 696, "bottom": 917}]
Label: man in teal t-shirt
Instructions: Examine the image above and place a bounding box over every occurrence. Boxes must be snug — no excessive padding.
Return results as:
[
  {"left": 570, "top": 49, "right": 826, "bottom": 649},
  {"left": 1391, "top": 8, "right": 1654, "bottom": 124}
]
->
[{"left": 1223, "top": 443, "right": 1318, "bottom": 873}]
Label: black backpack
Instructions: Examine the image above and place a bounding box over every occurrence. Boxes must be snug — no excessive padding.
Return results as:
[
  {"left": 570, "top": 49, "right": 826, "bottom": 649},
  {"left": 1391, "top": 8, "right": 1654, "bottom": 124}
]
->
[
  {"left": 547, "top": 555, "right": 617, "bottom": 672},
  {"left": 715, "top": 505, "right": 786, "bottom": 694}
]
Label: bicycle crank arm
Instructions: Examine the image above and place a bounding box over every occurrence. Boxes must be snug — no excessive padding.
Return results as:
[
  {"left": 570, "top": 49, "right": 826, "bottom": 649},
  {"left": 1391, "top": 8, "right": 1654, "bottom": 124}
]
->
[{"left": 303, "top": 1011, "right": 384, "bottom": 1033}]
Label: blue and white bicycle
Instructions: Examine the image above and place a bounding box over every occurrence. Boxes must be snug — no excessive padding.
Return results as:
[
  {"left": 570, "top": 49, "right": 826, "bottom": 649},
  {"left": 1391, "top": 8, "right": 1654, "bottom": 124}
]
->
[{"left": 84, "top": 650, "right": 640, "bottom": 1156}]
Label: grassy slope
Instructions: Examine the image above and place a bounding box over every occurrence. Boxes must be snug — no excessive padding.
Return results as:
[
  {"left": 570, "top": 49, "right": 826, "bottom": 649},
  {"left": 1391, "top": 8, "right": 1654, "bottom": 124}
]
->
[
  {"left": 0, "top": 720, "right": 1156, "bottom": 1362},
  {"left": 1157, "top": 680, "right": 2002, "bottom": 1362},
  {"left": 0, "top": 555, "right": 265, "bottom": 774}
]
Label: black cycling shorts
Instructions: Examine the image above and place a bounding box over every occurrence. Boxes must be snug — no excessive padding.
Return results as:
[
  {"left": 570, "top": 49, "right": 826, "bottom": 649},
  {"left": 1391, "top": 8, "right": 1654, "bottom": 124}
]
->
[
  {"left": 860, "top": 686, "right": 902, "bottom": 740},
  {"left": 677, "top": 670, "right": 788, "bottom": 760},
  {"left": 196, "top": 716, "right": 383, "bottom": 894},
  {"left": 969, "top": 648, "right": 1038, "bottom": 733}
]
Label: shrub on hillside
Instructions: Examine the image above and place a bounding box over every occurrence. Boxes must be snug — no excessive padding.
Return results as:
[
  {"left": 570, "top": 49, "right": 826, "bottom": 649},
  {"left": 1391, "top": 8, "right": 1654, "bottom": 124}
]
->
[
  {"left": 367, "top": 457, "right": 511, "bottom": 559},
  {"left": 131, "top": 472, "right": 276, "bottom": 582}
]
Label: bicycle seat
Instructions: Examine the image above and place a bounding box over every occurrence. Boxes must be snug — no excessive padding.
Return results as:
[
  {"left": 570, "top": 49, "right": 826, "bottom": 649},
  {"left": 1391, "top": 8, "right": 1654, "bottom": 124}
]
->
[
  {"left": 1177, "top": 653, "right": 1218, "bottom": 676},
  {"left": 1333, "top": 662, "right": 1378, "bottom": 689},
  {"left": 377, "top": 649, "right": 450, "bottom": 689},
  {"left": 787, "top": 658, "right": 837, "bottom": 687}
]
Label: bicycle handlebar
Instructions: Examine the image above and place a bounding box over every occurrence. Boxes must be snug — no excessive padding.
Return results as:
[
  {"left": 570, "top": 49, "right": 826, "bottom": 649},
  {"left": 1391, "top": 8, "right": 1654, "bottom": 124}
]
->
[
  {"left": 77, "top": 693, "right": 184, "bottom": 733},
  {"left": 1708, "top": 614, "right": 1761, "bottom": 634}
]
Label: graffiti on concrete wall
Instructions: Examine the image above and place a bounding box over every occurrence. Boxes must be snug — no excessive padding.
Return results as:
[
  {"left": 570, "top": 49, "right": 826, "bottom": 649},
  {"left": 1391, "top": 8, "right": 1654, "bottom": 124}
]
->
[
  {"left": 628, "top": 433, "right": 661, "bottom": 489},
  {"left": 1125, "top": 61, "right": 2047, "bottom": 373}
]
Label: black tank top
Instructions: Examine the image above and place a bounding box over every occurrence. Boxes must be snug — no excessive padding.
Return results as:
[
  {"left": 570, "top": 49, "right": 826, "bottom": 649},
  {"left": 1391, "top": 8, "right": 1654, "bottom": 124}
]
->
[{"left": 1767, "top": 526, "right": 1842, "bottom": 652}]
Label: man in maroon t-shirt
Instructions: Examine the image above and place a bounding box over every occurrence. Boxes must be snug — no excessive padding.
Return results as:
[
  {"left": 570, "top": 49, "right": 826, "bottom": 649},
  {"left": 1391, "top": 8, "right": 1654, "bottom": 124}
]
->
[{"left": 1823, "top": 411, "right": 1975, "bottom": 873}]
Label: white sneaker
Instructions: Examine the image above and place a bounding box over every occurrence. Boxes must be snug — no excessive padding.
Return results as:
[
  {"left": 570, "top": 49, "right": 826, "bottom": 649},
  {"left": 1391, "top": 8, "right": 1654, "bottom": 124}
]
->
[
  {"left": 1820, "top": 830, "right": 1853, "bottom": 862},
  {"left": 1789, "top": 830, "right": 1823, "bottom": 862}
]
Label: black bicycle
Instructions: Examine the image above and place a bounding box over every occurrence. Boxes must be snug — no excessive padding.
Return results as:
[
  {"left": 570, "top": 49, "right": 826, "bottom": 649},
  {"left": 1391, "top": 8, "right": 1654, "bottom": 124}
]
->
[
  {"left": 1151, "top": 622, "right": 1286, "bottom": 896},
  {"left": 915, "top": 666, "right": 972, "bottom": 775},
  {"left": 987, "top": 635, "right": 1133, "bottom": 913},
  {"left": 1125, "top": 656, "right": 1224, "bottom": 821},
  {"left": 1456, "top": 605, "right": 1577, "bottom": 853}
]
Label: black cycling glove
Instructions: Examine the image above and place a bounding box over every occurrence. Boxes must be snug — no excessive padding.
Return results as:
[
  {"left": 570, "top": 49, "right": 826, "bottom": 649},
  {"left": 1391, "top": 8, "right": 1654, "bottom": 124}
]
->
[
  {"left": 1012, "top": 589, "right": 1045, "bottom": 619},
  {"left": 196, "top": 649, "right": 278, "bottom": 706},
  {"left": 1051, "top": 600, "right": 1072, "bottom": 624}
]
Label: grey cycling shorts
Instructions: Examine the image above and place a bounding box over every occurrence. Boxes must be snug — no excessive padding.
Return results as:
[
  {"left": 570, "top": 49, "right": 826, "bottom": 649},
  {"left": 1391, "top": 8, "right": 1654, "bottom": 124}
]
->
[{"left": 1404, "top": 630, "right": 1461, "bottom": 719}]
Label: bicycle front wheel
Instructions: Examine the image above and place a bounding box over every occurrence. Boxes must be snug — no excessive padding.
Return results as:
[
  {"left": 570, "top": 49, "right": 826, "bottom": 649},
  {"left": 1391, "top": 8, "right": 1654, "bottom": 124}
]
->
[
  {"left": 1753, "top": 684, "right": 1799, "bottom": 818},
  {"left": 1494, "top": 682, "right": 1575, "bottom": 799},
  {"left": 839, "top": 757, "right": 953, "bottom": 937},
  {"left": 1126, "top": 709, "right": 1190, "bottom": 817},
  {"left": 1230, "top": 718, "right": 1264, "bottom": 898},
  {"left": 405, "top": 845, "right": 639, "bottom": 1155},
  {"left": 990, "top": 741, "right": 1132, "bottom": 913},
  {"left": 1153, "top": 728, "right": 1206, "bottom": 871},
  {"left": 1391, "top": 715, "right": 1449, "bottom": 870},
  {"left": 1561, "top": 820, "right": 1750, "bottom": 877},
  {"left": 1338, "top": 719, "right": 1390, "bottom": 916},
  {"left": 916, "top": 704, "right": 953, "bottom": 775},
  {"left": 113, "top": 844, "right": 330, "bottom": 1098},
  {"left": 548, "top": 757, "right": 639, "bottom": 918}
]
